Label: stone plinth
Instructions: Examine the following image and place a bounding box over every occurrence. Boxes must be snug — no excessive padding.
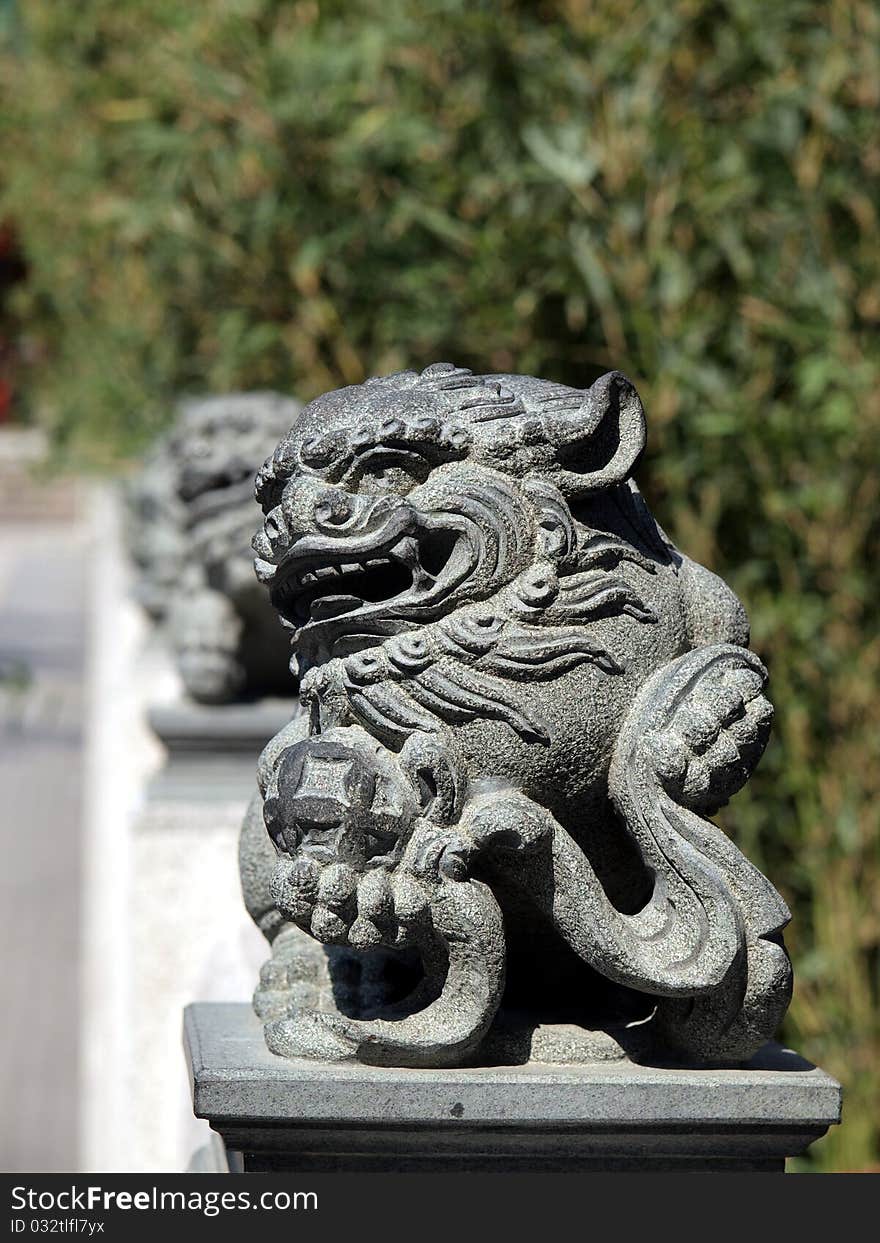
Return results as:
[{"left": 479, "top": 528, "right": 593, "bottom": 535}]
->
[
  {"left": 185, "top": 1003, "right": 841, "bottom": 1173},
  {"left": 134, "top": 805, "right": 265, "bottom": 1171},
  {"left": 135, "top": 695, "right": 299, "bottom": 1165},
  {"left": 149, "top": 698, "right": 297, "bottom": 800}
]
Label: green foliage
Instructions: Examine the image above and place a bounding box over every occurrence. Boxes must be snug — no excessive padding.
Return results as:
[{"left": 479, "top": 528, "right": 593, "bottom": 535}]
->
[{"left": 2, "top": 0, "right": 878, "bottom": 1169}]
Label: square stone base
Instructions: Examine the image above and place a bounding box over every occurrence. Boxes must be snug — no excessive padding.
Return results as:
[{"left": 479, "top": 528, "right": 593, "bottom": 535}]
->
[
  {"left": 148, "top": 698, "right": 296, "bottom": 800},
  {"left": 184, "top": 1003, "right": 841, "bottom": 1173}
]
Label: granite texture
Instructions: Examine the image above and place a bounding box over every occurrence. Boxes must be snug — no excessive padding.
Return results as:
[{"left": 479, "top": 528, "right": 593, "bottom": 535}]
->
[
  {"left": 185, "top": 1003, "right": 842, "bottom": 1172},
  {"left": 239, "top": 364, "right": 796, "bottom": 1069}
]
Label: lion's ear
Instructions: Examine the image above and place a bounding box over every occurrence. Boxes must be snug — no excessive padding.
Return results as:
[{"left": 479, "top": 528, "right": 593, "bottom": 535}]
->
[{"left": 543, "top": 371, "right": 646, "bottom": 496}]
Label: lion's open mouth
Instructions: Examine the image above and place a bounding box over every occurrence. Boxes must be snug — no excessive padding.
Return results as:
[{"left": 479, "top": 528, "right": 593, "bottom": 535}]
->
[
  {"left": 262, "top": 522, "right": 467, "bottom": 650},
  {"left": 274, "top": 551, "right": 415, "bottom": 624}
]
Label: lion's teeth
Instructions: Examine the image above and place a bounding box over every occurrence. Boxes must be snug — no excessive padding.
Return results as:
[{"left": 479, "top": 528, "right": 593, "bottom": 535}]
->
[
  {"left": 365, "top": 558, "right": 387, "bottom": 569},
  {"left": 393, "top": 537, "right": 420, "bottom": 567},
  {"left": 299, "top": 571, "right": 316, "bottom": 585}
]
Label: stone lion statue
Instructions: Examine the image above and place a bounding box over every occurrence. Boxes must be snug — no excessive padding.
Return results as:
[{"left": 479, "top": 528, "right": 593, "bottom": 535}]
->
[
  {"left": 239, "top": 363, "right": 792, "bottom": 1067},
  {"left": 127, "top": 392, "right": 301, "bottom": 703}
]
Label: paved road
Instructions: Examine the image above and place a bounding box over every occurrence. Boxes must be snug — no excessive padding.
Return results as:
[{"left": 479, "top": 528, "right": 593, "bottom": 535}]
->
[{"left": 0, "top": 517, "right": 87, "bottom": 1172}]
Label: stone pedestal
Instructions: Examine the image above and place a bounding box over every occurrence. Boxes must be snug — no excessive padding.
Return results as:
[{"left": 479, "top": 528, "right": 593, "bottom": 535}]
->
[
  {"left": 184, "top": 1003, "right": 841, "bottom": 1173},
  {"left": 148, "top": 698, "right": 297, "bottom": 800},
  {"left": 132, "top": 804, "right": 265, "bottom": 1172},
  {"left": 124, "top": 696, "right": 298, "bottom": 1166}
]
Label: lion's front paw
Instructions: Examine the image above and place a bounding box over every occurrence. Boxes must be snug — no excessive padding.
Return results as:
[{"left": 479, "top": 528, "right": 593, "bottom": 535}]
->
[
  {"left": 253, "top": 956, "right": 302, "bottom": 1020},
  {"left": 253, "top": 923, "right": 331, "bottom": 1019}
]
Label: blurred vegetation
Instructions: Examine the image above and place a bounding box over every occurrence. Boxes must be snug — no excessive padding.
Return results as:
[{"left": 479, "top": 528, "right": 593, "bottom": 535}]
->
[{"left": 1, "top": 0, "right": 878, "bottom": 1169}]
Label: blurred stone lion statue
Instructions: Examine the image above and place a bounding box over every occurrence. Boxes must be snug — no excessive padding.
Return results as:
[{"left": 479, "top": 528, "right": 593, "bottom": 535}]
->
[{"left": 127, "top": 392, "right": 301, "bottom": 704}]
